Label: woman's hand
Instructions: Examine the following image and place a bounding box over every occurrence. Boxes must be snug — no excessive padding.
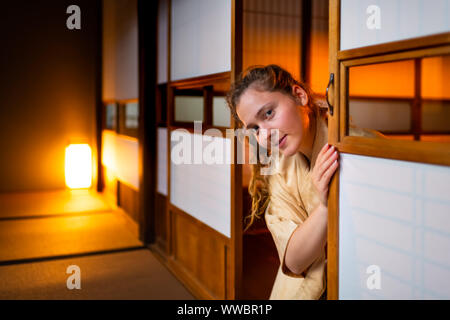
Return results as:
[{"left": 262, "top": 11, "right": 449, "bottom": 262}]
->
[{"left": 312, "top": 143, "right": 339, "bottom": 207}]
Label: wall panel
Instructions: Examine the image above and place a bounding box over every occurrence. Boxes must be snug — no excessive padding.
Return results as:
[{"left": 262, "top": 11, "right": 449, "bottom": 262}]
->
[
  {"left": 101, "top": 130, "right": 139, "bottom": 190},
  {"left": 173, "top": 209, "right": 227, "bottom": 298},
  {"left": 170, "top": 131, "right": 231, "bottom": 238},
  {"left": 243, "top": 0, "right": 302, "bottom": 81},
  {"left": 170, "top": 0, "right": 231, "bottom": 80},
  {"left": 0, "top": 1, "right": 100, "bottom": 192}
]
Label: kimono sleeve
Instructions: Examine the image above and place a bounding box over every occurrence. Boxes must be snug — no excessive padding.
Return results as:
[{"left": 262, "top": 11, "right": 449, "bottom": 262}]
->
[{"left": 265, "top": 199, "right": 308, "bottom": 278}]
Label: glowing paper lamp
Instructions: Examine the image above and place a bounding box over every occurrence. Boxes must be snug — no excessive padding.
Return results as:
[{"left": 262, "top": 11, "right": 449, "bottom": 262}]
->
[{"left": 65, "top": 144, "right": 92, "bottom": 189}]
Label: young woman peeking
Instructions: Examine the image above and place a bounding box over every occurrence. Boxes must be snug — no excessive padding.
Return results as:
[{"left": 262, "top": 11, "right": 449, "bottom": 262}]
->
[{"left": 226, "top": 65, "right": 384, "bottom": 300}]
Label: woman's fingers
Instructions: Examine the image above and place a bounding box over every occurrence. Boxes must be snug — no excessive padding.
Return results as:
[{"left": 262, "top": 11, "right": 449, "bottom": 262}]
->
[
  {"left": 313, "top": 143, "right": 339, "bottom": 206},
  {"left": 321, "top": 158, "right": 339, "bottom": 186},
  {"left": 321, "top": 149, "right": 339, "bottom": 174},
  {"left": 318, "top": 143, "right": 330, "bottom": 156},
  {"left": 315, "top": 144, "right": 334, "bottom": 171},
  {"left": 316, "top": 143, "right": 331, "bottom": 165},
  {"left": 316, "top": 147, "right": 338, "bottom": 180}
]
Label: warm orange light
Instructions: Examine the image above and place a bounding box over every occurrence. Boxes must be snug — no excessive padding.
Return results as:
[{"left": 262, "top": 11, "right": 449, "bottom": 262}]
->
[{"left": 65, "top": 144, "right": 92, "bottom": 189}]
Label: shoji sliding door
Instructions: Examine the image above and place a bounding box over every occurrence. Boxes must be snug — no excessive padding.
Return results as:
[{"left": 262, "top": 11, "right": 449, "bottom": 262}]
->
[
  {"left": 327, "top": 0, "right": 450, "bottom": 299},
  {"left": 101, "top": 0, "right": 140, "bottom": 226},
  {"left": 154, "top": 0, "right": 243, "bottom": 300}
]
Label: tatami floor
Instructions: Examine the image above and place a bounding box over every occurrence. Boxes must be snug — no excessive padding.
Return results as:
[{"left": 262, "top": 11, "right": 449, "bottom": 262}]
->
[{"left": 0, "top": 189, "right": 194, "bottom": 300}]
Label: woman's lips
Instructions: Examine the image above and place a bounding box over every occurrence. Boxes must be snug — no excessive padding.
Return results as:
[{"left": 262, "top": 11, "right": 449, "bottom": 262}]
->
[{"left": 278, "top": 135, "right": 287, "bottom": 148}]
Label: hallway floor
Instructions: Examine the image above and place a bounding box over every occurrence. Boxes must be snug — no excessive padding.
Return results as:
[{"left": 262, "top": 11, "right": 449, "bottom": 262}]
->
[{"left": 0, "top": 189, "right": 194, "bottom": 300}]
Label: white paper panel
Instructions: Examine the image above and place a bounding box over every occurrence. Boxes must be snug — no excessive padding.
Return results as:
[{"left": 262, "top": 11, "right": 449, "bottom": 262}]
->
[
  {"left": 170, "top": 131, "right": 231, "bottom": 237},
  {"left": 174, "top": 96, "right": 204, "bottom": 122},
  {"left": 102, "top": 0, "right": 138, "bottom": 100},
  {"left": 341, "top": 0, "right": 450, "bottom": 51},
  {"left": 213, "top": 97, "right": 231, "bottom": 127},
  {"left": 101, "top": 130, "right": 116, "bottom": 169},
  {"left": 105, "top": 103, "right": 117, "bottom": 130},
  {"left": 125, "top": 102, "right": 139, "bottom": 129},
  {"left": 157, "top": 0, "right": 168, "bottom": 84},
  {"left": 157, "top": 127, "right": 168, "bottom": 196},
  {"left": 170, "top": 0, "right": 231, "bottom": 81},
  {"left": 339, "top": 153, "right": 450, "bottom": 299},
  {"left": 101, "top": 130, "right": 139, "bottom": 190}
]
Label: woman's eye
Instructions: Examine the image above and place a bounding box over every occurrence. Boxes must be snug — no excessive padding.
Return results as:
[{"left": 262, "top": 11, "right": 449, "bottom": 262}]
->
[{"left": 265, "top": 109, "right": 273, "bottom": 117}]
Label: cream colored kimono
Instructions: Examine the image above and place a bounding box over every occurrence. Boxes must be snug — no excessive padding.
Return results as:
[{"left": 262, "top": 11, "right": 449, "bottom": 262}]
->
[{"left": 265, "top": 112, "right": 384, "bottom": 300}]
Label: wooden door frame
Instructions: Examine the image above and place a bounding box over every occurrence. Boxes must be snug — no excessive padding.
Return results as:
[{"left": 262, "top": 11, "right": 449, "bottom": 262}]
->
[
  {"left": 137, "top": 0, "right": 158, "bottom": 245},
  {"left": 327, "top": 0, "right": 450, "bottom": 300},
  {"left": 154, "top": 0, "right": 244, "bottom": 299},
  {"left": 327, "top": 0, "right": 341, "bottom": 300},
  {"left": 230, "top": 0, "right": 244, "bottom": 299},
  {"left": 95, "top": 0, "right": 104, "bottom": 193}
]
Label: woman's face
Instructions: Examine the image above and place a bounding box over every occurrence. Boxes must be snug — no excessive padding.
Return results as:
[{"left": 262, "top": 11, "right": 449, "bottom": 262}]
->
[{"left": 236, "top": 85, "right": 311, "bottom": 157}]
